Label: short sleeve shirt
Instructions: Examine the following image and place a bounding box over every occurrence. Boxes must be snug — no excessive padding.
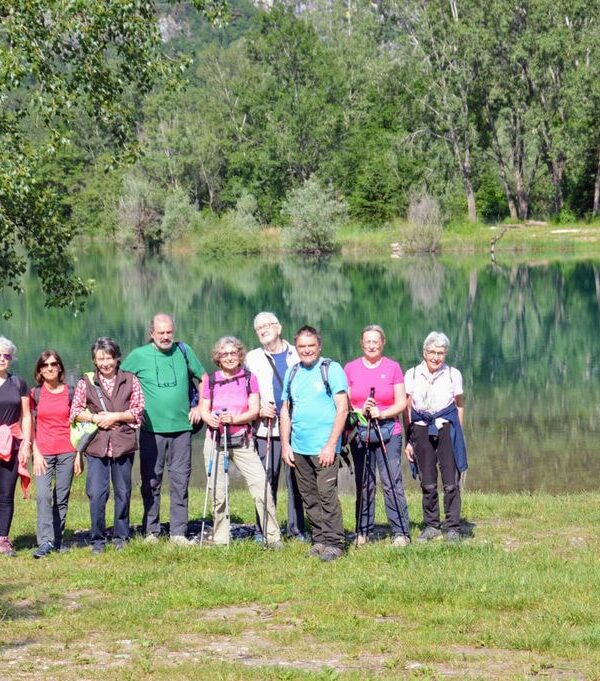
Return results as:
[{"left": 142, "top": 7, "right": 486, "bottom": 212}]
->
[
  {"left": 31, "top": 385, "right": 72, "bottom": 455},
  {"left": 202, "top": 369, "right": 259, "bottom": 437},
  {"left": 0, "top": 375, "right": 27, "bottom": 426},
  {"left": 122, "top": 342, "right": 205, "bottom": 433},
  {"left": 405, "top": 362, "right": 463, "bottom": 415},
  {"left": 281, "top": 358, "right": 348, "bottom": 456},
  {"left": 344, "top": 356, "right": 404, "bottom": 434}
]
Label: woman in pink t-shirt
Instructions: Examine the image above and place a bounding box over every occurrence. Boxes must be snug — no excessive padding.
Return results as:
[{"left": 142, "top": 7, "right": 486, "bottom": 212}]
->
[
  {"left": 199, "top": 336, "right": 281, "bottom": 548},
  {"left": 344, "top": 325, "right": 411, "bottom": 547},
  {"left": 30, "top": 350, "right": 78, "bottom": 558}
]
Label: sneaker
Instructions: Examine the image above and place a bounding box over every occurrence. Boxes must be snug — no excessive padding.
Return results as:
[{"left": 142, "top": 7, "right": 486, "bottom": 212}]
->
[
  {"left": 446, "top": 529, "right": 461, "bottom": 543},
  {"left": 91, "top": 543, "right": 105, "bottom": 555},
  {"left": 355, "top": 533, "right": 369, "bottom": 547},
  {"left": 170, "top": 535, "right": 193, "bottom": 546},
  {"left": 33, "top": 541, "right": 55, "bottom": 559},
  {"left": 254, "top": 531, "right": 264, "bottom": 544},
  {"left": 320, "top": 546, "right": 343, "bottom": 562},
  {"left": 113, "top": 538, "right": 126, "bottom": 551},
  {"left": 391, "top": 534, "right": 410, "bottom": 548},
  {"left": 288, "top": 532, "right": 311, "bottom": 543},
  {"left": 266, "top": 540, "right": 284, "bottom": 551},
  {"left": 416, "top": 526, "right": 443, "bottom": 542},
  {"left": 308, "top": 542, "right": 326, "bottom": 558},
  {"left": 0, "top": 536, "right": 16, "bottom": 557},
  {"left": 144, "top": 534, "right": 159, "bottom": 544}
]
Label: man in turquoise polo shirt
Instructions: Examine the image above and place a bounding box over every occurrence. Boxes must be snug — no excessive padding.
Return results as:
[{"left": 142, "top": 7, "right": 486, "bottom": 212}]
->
[
  {"left": 280, "top": 325, "right": 348, "bottom": 561},
  {"left": 122, "top": 313, "right": 206, "bottom": 543}
]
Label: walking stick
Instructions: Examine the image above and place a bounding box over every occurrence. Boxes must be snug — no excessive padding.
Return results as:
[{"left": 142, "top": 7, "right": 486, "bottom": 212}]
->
[
  {"left": 223, "top": 409, "right": 231, "bottom": 548},
  {"left": 262, "top": 407, "right": 274, "bottom": 547},
  {"left": 372, "top": 417, "right": 408, "bottom": 538},
  {"left": 355, "top": 387, "right": 375, "bottom": 548},
  {"left": 200, "top": 429, "right": 218, "bottom": 547}
]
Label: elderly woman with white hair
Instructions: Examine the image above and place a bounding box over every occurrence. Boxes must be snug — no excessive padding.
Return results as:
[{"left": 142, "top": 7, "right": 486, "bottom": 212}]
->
[
  {"left": 0, "top": 336, "right": 32, "bottom": 556},
  {"left": 404, "top": 332, "right": 467, "bottom": 543}
]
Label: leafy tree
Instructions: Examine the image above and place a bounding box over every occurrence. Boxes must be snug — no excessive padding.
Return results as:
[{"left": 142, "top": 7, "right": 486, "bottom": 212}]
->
[{"left": 0, "top": 0, "right": 225, "bottom": 315}]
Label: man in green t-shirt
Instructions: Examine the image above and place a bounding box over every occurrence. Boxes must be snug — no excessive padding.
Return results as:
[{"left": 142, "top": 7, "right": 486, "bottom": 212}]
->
[{"left": 122, "top": 313, "right": 206, "bottom": 543}]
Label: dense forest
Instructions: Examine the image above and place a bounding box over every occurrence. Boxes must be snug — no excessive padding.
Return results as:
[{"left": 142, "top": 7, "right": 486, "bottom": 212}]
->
[
  {"left": 2, "top": 1, "right": 600, "bottom": 308},
  {"left": 68, "top": 0, "right": 600, "bottom": 247}
]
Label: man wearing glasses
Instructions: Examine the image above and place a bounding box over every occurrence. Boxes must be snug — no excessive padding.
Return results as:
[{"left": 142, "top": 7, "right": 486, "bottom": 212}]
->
[
  {"left": 122, "top": 313, "right": 206, "bottom": 544},
  {"left": 246, "top": 312, "right": 306, "bottom": 541}
]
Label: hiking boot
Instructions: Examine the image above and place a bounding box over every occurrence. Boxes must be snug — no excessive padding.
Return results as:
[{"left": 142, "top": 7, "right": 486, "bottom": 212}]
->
[
  {"left": 391, "top": 534, "right": 410, "bottom": 548},
  {"left": 266, "top": 540, "right": 284, "bottom": 551},
  {"left": 33, "top": 541, "right": 55, "bottom": 559},
  {"left": 308, "top": 542, "right": 326, "bottom": 558},
  {"left": 355, "top": 534, "right": 369, "bottom": 547},
  {"left": 416, "top": 526, "right": 443, "bottom": 542},
  {"left": 144, "top": 534, "right": 159, "bottom": 544},
  {"left": 446, "top": 529, "right": 461, "bottom": 543},
  {"left": 320, "top": 546, "right": 344, "bottom": 562},
  {"left": 170, "top": 534, "right": 194, "bottom": 547},
  {"left": 113, "top": 538, "right": 127, "bottom": 551},
  {"left": 0, "top": 536, "right": 16, "bottom": 557}
]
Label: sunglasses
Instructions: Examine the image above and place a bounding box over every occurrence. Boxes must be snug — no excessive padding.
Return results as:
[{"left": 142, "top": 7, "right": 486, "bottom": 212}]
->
[
  {"left": 41, "top": 361, "right": 59, "bottom": 369},
  {"left": 0, "top": 353, "right": 12, "bottom": 361}
]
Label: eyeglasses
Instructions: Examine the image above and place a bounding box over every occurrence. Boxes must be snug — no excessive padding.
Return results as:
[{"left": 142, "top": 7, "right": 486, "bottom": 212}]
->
[
  {"left": 0, "top": 353, "right": 12, "bottom": 360},
  {"left": 219, "top": 351, "right": 239, "bottom": 358},
  {"left": 426, "top": 350, "right": 447, "bottom": 357},
  {"left": 255, "top": 322, "right": 277, "bottom": 332},
  {"left": 41, "top": 361, "right": 59, "bottom": 369}
]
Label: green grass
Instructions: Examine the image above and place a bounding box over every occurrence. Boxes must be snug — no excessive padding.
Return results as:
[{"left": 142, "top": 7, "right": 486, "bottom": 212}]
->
[{"left": 2, "top": 484, "right": 600, "bottom": 679}]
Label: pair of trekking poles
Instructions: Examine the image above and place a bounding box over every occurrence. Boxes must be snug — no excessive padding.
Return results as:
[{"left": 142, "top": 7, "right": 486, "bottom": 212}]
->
[
  {"left": 200, "top": 409, "right": 232, "bottom": 548},
  {"left": 355, "top": 387, "right": 408, "bottom": 547},
  {"left": 200, "top": 406, "right": 274, "bottom": 548}
]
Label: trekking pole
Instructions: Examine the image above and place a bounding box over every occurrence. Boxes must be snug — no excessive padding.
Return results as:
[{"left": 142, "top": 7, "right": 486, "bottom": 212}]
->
[
  {"left": 262, "top": 402, "right": 274, "bottom": 547},
  {"left": 355, "top": 388, "right": 374, "bottom": 548},
  {"left": 372, "top": 417, "right": 408, "bottom": 538},
  {"left": 200, "top": 428, "right": 218, "bottom": 547},
  {"left": 222, "top": 409, "right": 231, "bottom": 548}
]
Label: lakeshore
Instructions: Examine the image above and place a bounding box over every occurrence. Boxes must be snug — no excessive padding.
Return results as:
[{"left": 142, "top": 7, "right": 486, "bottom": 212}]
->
[{"left": 1, "top": 484, "right": 598, "bottom": 680}]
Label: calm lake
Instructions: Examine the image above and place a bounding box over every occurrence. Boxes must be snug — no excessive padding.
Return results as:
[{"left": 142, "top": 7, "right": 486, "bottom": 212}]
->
[{"left": 2, "top": 248, "right": 599, "bottom": 494}]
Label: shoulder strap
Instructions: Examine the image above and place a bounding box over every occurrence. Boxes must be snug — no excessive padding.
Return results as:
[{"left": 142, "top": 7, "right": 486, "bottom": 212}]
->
[
  {"left": 67, "top": 384, "right": 75, "bottom": 404},
  {"left": 209, "top": 369, "right": 252, "bottom": 405},
  {"left": 177, "top": 342, "right": 192, "bottom": 377},
  {"left": 320, "top": 358, "right": 332, "bottom": 397},
  {"left": 286, "top": 362, "right": 301, "bottom": 408},
  {"left": 85, "top": 371, "right": 108, "bottom": 411},
  {"left": 33, "top": 385, "right": 41, "bottom": 407},
  {"left": 263, "top": 351, "right": 284, "bottom": 389}
]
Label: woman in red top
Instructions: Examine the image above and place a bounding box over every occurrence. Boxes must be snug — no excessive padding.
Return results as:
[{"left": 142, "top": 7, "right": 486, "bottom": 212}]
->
[{"left": 31, "top": 350, "right": 78, "bottom": 558}]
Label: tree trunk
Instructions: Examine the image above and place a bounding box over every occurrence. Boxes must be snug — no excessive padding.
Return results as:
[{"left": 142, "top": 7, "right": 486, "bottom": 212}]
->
[{"left": 593, "top": 147, "right": 600, "bottom": 217}]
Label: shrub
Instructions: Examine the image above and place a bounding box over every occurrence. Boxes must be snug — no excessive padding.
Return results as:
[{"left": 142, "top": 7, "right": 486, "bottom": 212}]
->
[
  {"left": 281, "top": 177, "right": 347, "bottom": 254},
  {"left": 402, "top": 191, "right": 444, "bottom": 253}
]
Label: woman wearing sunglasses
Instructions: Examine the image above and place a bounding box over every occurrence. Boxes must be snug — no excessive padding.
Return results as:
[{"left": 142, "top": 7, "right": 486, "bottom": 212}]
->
[
  {"left": 30, "top": 350, "right": 78, "bottom": 558},
  {"left": 0, "top": 336, "right": 32, "bottom": 556}
]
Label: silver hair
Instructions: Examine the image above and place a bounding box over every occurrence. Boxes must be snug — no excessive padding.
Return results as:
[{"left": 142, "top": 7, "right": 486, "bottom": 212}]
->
[
  {"left": 423, "top": 331, "right": 450, "bottom": 352},
  {"left": 253, "top": 311, "right": 280, "bottom": 329},
  {"left": 361, "top": 324, "right": 386, "bottom": 344},
  {"left": 0, "top": 336, "right": 17, "bottom": 358},
  {"left": 148, "top": 313, "right": 176, "bottom": 337}
]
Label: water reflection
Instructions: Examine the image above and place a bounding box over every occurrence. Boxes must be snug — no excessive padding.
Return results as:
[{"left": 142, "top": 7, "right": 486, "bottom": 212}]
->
[{"left": 2, "top": 250, "right": 599, "bottom": 493}]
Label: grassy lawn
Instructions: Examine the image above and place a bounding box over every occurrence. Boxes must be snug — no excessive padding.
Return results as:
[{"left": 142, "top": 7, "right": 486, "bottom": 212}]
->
[{"left": 1, "top": 481, "right": 599, "bottom": 680}]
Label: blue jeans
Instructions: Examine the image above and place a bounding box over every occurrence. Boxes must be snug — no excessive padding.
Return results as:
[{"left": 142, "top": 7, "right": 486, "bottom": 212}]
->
[
  {"left": 35, "top": 452, "right": 75, "bottom": 547},
  {"left": 86, "top": 454, "right": 133, "bottom": 545},
  {"left": 351, "top": 432, "right": 411, "bottom": 537}
]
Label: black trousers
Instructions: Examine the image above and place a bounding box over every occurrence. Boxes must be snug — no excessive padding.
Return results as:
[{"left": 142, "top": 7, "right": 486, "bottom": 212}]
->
[
  {"left": 413, "top": 423, "right": 460, "bottom": 531},
  {"left": 0, "top": 444, "right": 19, "bottom": 536}
]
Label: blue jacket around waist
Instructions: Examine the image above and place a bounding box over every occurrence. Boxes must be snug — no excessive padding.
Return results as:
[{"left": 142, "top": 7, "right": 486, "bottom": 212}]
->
[{"left": 411, "top": 403, "right": 468, "bottom": 474}]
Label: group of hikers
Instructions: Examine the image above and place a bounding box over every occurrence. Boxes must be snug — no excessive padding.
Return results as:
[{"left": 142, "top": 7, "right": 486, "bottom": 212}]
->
[{"left": 0, "top": 312, "right": 467, "bottom": 561}]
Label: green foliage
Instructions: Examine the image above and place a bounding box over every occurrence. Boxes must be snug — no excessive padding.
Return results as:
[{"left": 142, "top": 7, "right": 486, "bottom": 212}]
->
[
  {"left": 0, "top": 0, "right": 225, "bottom": 314},
  {"left": 281, "top": 177, "right": 347, "bottom": 254}
]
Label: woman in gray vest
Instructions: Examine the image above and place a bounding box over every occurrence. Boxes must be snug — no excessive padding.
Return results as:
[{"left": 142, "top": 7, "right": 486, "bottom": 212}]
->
[{"left": 70, "top": 337, "right": 144, "bottom": 554}]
